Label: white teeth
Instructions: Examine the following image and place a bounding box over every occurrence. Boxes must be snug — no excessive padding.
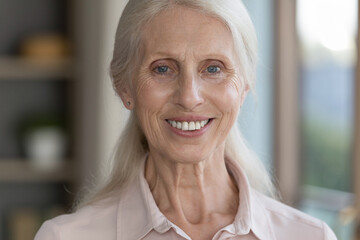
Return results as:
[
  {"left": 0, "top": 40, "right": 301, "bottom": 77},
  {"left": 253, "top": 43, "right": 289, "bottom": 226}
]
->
[
  {"left": 167, "top": 119, "right": 210, "bottom": 131},
  {"left": 189, "top": 122, "right": 195, "bottom": 131}
]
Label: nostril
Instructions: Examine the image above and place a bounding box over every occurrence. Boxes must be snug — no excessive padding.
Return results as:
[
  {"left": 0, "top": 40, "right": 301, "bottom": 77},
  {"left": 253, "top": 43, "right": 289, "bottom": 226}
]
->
[{"left": 175, "top": 87, "right": 204, "bottom": 110}]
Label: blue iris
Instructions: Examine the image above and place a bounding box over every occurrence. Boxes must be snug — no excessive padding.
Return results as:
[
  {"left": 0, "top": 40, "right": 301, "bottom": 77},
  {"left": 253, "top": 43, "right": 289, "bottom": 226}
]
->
[
  {"left": 207, "top": 66, "right": 220, "bottom": 73},
  {"left": 157, "top": 66, "right": 169, "bottom": 73}
]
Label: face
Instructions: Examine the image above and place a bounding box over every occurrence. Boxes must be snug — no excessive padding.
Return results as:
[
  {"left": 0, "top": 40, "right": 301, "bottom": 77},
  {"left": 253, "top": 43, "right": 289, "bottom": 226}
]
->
[{"left": 121, "top": 6, "right": 248, "bottom": 163}]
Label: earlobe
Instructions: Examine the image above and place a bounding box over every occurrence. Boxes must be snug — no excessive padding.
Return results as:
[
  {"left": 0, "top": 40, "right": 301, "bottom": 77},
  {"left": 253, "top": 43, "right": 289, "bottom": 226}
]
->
[
  {"left": 119, "top": 86, "right": 134, "bottom": 110},
  {"left": 125, "top": 100, "right": 133, "bottom": 109}
]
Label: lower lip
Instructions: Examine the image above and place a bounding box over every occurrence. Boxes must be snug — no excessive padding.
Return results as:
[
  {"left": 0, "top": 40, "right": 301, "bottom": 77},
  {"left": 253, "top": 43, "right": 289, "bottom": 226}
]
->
[{"left": 165, "top": 120, "right": 212, "bottom": 137}]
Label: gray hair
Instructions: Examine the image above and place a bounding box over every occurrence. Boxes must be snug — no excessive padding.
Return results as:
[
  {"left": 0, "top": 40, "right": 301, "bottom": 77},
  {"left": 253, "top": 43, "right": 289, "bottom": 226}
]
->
[{"left": 76, "top": 0, "right": 275, "bottom": 208}]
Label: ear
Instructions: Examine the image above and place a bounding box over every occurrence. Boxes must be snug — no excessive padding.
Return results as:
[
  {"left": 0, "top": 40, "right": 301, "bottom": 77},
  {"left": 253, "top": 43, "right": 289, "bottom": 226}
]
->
[
  {"left": 240, "top": 84, "right": 249, "bottom": 107},
  {"left": 119, "top": 85, "right": 135, "bottom": 110}
]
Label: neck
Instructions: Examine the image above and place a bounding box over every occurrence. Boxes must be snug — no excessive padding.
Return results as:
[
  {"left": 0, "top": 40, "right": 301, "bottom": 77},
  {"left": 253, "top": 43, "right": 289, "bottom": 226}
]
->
[{"left": 144, "top": 146, "right": 239, "bottom": 225}]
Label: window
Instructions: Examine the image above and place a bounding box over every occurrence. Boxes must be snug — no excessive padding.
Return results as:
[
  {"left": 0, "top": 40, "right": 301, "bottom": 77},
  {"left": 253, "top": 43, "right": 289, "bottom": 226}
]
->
[{"left": 297, "top": 0, "right": 357, "bottom": 239}]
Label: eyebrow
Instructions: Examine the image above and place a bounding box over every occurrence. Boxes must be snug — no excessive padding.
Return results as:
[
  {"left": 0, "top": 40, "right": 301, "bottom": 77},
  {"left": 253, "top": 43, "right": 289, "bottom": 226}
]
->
[
  {"left": 145, "top": 51, "right": 184, "bottom": 61},
  {"left": 145, "top": 51, "right": 234, "bottom": 65}
]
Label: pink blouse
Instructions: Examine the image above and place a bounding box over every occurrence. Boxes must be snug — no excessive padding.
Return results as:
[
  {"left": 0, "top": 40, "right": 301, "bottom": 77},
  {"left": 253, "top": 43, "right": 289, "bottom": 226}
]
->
[{"left": 35, "top": 157, "right": 337, "bottom": 240}]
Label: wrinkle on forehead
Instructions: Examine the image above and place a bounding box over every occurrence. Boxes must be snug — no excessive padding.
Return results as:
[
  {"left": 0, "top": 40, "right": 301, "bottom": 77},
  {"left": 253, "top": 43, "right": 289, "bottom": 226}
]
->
[{"left": 139, "top": 5, "right": 237, "bottom": 65}]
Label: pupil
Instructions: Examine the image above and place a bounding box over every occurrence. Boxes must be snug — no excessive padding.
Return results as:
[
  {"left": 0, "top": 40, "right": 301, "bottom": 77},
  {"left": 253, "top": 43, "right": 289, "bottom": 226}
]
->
[
  {"left": 158, "top": 66, "right": 168, "bottom": 72},
  {"left": 208, "top": 66, "right": 218, "bottom": 73}
]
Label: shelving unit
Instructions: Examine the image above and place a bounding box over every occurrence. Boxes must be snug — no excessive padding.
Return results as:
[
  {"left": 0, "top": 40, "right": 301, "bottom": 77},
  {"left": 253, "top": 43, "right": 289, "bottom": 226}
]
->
[
  {"left": 0, "top": 56, "right": 74, "bottom": 185},
  {"left": 0, "top": 1, "right": 78, "bottom": 239},
  {"left": 0, "top": 160, "right": 74, "bottom": 182},
  {"left": 0, "top": 57, "right": 73, "bottom": 80},
  {"left": 0, "top": 61, "right": 74, "bottom": 184}
]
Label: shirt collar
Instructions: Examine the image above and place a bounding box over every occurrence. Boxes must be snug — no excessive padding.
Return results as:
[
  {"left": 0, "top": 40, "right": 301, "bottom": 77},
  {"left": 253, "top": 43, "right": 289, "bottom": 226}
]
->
[
  {"left": 117, "top": 158, "right": 154, "bottom": 240},
  {"left": 117, "top": 157, "right": 188, "bottom": 240},
  {"left": 117, "top": 155, "right": 276, "bottom": 240},
  {"left": 225, "top": 158, "right": 276, "bottom": 240}
]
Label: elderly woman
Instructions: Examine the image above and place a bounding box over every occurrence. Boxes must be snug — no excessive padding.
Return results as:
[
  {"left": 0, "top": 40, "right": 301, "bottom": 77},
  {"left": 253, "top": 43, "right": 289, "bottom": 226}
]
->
[{"left": 35, "top": 0, "right": 337, "bottom": 239}]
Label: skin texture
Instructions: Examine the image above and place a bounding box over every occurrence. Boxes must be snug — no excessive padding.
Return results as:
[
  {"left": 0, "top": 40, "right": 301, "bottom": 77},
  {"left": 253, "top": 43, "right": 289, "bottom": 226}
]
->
[{"left": 120, "top": 6, "right": 248, "bottom": 240}]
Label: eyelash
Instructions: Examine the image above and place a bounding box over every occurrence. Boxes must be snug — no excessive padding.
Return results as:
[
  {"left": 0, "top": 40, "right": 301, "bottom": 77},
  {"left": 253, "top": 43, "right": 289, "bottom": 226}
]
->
[{"left": 151, "top": 62, "right": 224, "bottom": 76}]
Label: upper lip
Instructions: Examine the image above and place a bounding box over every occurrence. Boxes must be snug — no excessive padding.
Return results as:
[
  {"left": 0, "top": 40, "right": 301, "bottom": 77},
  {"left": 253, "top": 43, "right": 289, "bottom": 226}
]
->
[{"left": 166, "top": 115, "right": 211, "bottom": 122}]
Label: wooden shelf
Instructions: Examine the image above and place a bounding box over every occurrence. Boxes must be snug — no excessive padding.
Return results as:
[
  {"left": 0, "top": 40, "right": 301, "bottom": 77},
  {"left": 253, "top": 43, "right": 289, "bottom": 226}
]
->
[
  {"left": 0, "top": 57, "right": 74, "bottom": 80},
  {"left": 0, "top": 159, "right": 74, "bottom": 182}
]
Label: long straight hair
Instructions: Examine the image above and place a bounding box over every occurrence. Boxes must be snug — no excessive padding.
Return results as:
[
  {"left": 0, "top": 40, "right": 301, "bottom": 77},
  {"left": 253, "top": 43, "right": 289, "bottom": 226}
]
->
[{"left": 76, "top": 0, "right": 275, "bottom": 208}]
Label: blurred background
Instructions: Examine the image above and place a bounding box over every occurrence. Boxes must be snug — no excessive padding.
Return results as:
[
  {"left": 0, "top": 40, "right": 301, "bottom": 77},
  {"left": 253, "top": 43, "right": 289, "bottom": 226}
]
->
[{"left": 0, "top": 0, "right": 359, "bottom": 239}]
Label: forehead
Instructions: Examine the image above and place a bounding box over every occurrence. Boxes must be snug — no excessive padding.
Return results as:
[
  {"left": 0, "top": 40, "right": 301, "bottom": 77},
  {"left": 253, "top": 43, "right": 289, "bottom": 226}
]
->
[{"left": 140, "top": 6, "right": 236, "bottom": 61}]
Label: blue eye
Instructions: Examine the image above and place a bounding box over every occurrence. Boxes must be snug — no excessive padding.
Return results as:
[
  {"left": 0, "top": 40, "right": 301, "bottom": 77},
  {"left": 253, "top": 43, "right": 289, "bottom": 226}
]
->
[
  {"left": 156, "top": 66, "right": 169, "bottom": 73},
  {"left": 207, "top": 66, "right": 220, "bottom": 73}
]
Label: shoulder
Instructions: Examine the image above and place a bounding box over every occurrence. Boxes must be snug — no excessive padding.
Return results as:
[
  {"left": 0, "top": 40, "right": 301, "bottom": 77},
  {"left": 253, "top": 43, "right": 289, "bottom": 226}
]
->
[
  {"left": 252, "top": 191, "right": 337, "bottom": 240},
  {"left": 34, "top": 199, "right": 119, "bottom": 240}
]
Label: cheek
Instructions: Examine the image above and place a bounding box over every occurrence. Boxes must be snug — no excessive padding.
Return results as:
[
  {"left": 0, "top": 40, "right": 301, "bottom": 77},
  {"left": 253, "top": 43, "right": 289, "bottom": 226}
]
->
[
  {"left": 134, "top": 75, "right": 171, "bottom": 111},
  {"left": 133, "top": 76, "right": 173, "bottom": 142},
  {"left": 211, "top": 76, "right": 242, "bottom": 115}
]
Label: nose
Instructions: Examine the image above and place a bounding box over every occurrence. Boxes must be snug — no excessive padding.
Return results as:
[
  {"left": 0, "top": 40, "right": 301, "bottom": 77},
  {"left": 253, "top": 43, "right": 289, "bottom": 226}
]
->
[{"left": 173, "top": 71, "right": 204, "bottom": 111}]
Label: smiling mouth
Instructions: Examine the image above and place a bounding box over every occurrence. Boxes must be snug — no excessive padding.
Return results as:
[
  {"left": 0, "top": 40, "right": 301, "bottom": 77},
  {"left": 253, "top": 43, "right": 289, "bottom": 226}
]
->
[{"left": 166, "top": 119, "right": 212, "bottom": 131}]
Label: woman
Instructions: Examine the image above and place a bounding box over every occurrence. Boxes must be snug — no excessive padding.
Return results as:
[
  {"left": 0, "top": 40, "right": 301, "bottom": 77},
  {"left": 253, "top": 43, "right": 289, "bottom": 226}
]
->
[{"left": 35, "top": 0, "right": 337, "bottom": 239}]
